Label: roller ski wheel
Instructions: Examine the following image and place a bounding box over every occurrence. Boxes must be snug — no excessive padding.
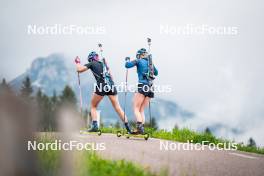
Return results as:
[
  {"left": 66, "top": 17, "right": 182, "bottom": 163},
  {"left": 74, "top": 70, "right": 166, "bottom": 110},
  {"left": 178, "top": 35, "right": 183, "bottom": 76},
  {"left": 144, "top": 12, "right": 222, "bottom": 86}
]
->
[
  {"left": 126, "top": 133, "right": 130, "bottom": 139},
  {"left": 117, "top": 131, "right": 122, "bottom": 137},
  {"left": 79, "top": 129, "right": 102, "bottom": 136},
  {"left": 144, "top": 133, "right": 149, "bottom": 140},
  {"left": 97, "top": 129, "right": 102, "bottom": 136}
]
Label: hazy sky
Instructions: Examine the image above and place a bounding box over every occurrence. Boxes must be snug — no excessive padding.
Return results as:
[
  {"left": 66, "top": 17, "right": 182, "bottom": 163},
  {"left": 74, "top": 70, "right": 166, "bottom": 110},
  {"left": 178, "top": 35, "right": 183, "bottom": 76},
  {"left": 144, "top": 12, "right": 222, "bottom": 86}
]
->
[{"left": 1, "top": 0, "right": 264, "bottom": 145}]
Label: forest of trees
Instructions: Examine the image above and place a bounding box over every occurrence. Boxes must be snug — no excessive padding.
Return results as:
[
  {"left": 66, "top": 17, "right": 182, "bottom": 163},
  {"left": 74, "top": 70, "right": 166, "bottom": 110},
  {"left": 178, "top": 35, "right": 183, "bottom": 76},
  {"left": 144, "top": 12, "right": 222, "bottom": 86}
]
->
[
  {"left": 0, "top": 76, "right": 78, "bottom": 131},
  {"left": 0, "top": 76, "right": 159, "bottom": 132}
]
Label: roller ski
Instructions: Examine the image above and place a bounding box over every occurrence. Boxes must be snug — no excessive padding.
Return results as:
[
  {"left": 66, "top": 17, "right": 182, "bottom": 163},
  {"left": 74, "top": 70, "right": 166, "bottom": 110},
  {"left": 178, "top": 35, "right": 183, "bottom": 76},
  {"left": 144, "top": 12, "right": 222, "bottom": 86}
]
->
[
  {"left": 125, "top": 132, "right": 149, "bottom": 141},
  {"left": 80, "top": 128, "right": 102, "bottom": 136},
  {"left": 117, "top": 122, "right": 149, "bottom": 140},
  {"left": 116, "top": 122, "right": 132, "bottom": 137},
  {"left": 117, "top": 130, "right": 149, "bottom": 141}
]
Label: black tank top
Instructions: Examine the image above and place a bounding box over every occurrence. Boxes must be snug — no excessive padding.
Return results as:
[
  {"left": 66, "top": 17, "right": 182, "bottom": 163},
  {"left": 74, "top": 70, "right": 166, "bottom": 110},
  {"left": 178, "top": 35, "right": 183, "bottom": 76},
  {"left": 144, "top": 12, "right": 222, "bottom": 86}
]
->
[{"left": 85, "top": 60, "right": 113, "bottom": 85}]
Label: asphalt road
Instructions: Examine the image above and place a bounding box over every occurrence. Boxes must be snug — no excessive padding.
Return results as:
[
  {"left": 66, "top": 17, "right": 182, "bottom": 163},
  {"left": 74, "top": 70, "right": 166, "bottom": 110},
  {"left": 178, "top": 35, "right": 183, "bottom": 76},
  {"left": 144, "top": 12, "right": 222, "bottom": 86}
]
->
[{"left": 75, "top": 133, "right": 264, "bottom": 176}]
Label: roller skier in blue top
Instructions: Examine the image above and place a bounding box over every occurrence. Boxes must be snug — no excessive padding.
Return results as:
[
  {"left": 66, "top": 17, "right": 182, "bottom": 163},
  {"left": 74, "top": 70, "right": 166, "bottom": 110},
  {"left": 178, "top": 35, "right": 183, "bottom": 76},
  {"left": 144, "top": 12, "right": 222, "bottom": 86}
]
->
[{"left": 125, "top": 48, "right": 158, "bottom": 134}]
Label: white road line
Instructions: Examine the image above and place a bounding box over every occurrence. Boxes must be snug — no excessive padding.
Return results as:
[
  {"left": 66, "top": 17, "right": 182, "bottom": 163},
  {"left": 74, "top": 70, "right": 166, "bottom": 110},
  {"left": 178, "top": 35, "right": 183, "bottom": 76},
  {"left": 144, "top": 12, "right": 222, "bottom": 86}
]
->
[
  {"left": 229, "top": 152, "right": 258, "bottom": 159},
  {"left": 150, "top": 138, "right": 161, "bottom": 141}
]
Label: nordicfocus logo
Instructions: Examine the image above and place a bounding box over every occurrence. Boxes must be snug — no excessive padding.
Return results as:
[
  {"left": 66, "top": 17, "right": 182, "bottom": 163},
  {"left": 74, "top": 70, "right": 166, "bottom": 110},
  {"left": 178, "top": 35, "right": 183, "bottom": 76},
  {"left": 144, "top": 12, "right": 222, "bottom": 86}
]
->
[
  {"left": 160, "top": 140, "right": 238, "bottom": 151},
  {"left": 27, "top": 24, "right": 106, "bottom": 35},
  {"left": 27, "top": 140, "right": 106, "bottom": 151},
  {"left": 160, "top": 24, "right": 238, "bottom": 36},
  {"left": 94, "top": 82, "right": 172, "bottom": 93}
]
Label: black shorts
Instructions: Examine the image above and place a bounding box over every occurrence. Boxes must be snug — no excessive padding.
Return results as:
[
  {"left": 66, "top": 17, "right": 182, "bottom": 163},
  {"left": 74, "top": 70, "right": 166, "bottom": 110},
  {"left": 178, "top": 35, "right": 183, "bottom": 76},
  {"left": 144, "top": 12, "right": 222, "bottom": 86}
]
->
[
  {"left": 95, "top": 82, "right": 117, "bottom": 96},
  {"left": 137, "top": 83, "right": 154, "bottom": 98}
]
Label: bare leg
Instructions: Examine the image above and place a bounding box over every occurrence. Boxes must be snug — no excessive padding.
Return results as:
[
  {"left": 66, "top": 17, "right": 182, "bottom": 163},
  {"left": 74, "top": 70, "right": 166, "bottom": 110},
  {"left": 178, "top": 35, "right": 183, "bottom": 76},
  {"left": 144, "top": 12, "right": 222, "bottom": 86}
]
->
[
  {"left": 139, "top": 97, "right": 150, "bottom": 124},
  {"left": 133, "top": 93, "right": 145, "bottom": 123},
  {"left": 108, "top": 95, "right": 128, "bottom": 123},
  {"left": 90, "top": 93, "right": 104, "bottom": 121}
]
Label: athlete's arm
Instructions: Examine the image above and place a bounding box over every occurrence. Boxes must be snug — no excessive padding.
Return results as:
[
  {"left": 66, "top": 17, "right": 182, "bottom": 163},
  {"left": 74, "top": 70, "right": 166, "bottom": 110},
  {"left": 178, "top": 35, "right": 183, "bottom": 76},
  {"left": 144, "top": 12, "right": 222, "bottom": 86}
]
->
[
  {"left": 125, "top": 59, "right": 138, "bottom": 68},
  {"left": 75, "top": 56, "right": 88, "bottom": 73},
  {"left": 104, "top": 61, "right": 114, "bottom": 81},
  {"left": 76, "top": 64, "right": 88, "bottom": 73}
]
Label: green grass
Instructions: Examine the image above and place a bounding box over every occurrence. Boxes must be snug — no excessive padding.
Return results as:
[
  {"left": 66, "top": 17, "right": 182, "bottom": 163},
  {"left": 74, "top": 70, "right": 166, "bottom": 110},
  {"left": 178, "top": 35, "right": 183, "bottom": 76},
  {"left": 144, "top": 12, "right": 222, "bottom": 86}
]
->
[
  {"left": 75, "top": 151, "right": 166, "bottom": 176},
  {"left": 152, "top": 128, "right": 223, "bottom": 144},
  {"left": 237, "top": 144, "right": 264, "bottom": 154},
  {"left": 37, "top": 134, "right": 166, "bottom": 176},
  {"left": 101, "top": 127, "right": 121, "bottom": 133},
  {"left": 36, "top": 127, "right": 264, "bottom": 176},
  {"left": 37, "top": 134, "right": 60, "bottom": 176},
  {"left": 152, "top": 128, "right": 264, "bottom": 154}
]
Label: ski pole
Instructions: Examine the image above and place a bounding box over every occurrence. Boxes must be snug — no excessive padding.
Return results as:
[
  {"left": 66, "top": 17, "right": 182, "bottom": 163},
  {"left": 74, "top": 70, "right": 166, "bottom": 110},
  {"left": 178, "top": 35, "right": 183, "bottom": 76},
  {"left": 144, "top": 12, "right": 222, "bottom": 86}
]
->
[
  {"left": 98, "top": 43, "right": 107, "bottom": 75},
  {"left": 75, "top": 56, "right": 83, "bottom": 115},
  {"left": 78, "top": 72, "right": 83, "bottom": 114},
  {"left": 147, "top": 38, "right": 152, "bottom": 131},
  {"left": 149, "top": 100, "right": 152, "bottom": 131},
  {"left": 147, "top": 38, "right": 151, "bottom": 53},
  {"left": 98, "top": 43, "right": 104, "bottom": 58},
  {"left": 123, "top": 57, "right": 130, "bottom": 123}
]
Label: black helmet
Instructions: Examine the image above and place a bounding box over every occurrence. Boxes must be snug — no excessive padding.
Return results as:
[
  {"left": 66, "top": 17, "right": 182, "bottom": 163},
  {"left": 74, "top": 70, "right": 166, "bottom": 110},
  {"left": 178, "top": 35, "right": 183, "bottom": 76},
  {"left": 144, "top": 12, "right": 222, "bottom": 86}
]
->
[
  {"left": 87, "top": 51, "right": 99, "bottom": 62},
  {"left": 136, "top": 48, "right": 147, "bottom": 59}
]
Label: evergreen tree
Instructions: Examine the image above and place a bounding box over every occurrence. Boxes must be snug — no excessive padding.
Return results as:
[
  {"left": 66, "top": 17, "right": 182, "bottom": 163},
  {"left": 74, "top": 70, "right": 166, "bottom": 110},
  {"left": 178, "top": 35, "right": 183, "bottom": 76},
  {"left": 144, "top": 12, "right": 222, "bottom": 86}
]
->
[
  {"left": 0, "top": 78, "right": 7, "bottom": 89},
  {"left": 2, "top": 78, "right": 6, "bottom": 84},
  {"left": 173, "top": 123, "right": 179, "bottom": 130},
  {"left": 152, "top": 117, "right": 158, "bottom": 130},
  {"left": 51, "top": 90, "right": 58, "bottom": 105},
  {"left": 83, "top": 109, "right": 89, "bottom": 121},
  {"left": 60, "top": 85, "right": 76, "bottom": 105},
  {"left": 36, "top": 89, "right": 56, "bottom": 131},
  {"left": 145, "top": 117, "right": 158, "bottom": 130},
  {"left": 100, "top": 117, "right": 104, "bottom": 128},
  {"left": 248, "top": 137, "right": 256, "bottom": 147},
  {"left": 114, "top": 120, "right": 121, "bottom": 129},
  {"left": 205, "top": 127, "right": 212, "bottom": 135},
  {"left": 41, "top": 94, "right": 53, "bottom": 131},
  {"left": 20, "top": 76, "right": 33, "bottom": 98},
  {"left": 51, "top": 90, "right": 59, "bottom": 112},
  {"left": 36, "top": 88, "right": 42, "bottom": 104},
  {"left": 0, "top": 78, "right": 12, "bottom": 94}
]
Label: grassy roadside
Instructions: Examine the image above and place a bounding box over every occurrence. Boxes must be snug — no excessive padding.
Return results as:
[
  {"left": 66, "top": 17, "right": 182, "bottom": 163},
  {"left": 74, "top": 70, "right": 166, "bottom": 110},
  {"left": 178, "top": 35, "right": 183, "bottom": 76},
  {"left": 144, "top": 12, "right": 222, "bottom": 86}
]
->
[
  {"left": 100, "top": 127, "right": 264, "bottom": 155},
  {"left": 36, "top": 127, "right": 263, "bottom": 176},
  {"left": 37, "top": 134, "right": 167, "bottom": 176},
  {"left": 152, "top": 128, "right": 264, "bottom": 154},
  {"left": 236, "top": 144, "right": 264, "bottom": 154},
  {"left": 75, "top": 151, "right": 167, "bottom": 176}
]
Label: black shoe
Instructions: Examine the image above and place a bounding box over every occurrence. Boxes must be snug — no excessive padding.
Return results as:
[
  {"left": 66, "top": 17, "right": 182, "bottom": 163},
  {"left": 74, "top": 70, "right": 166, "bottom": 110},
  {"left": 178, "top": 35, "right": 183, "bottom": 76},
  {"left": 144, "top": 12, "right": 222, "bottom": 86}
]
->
[
  {"left": 124, "top": 123, "right": 132, "bottom": 134},
  {"left": 136, "top": 123, "right": 145, "bottom": 134},
  {"left": 138, "top": 127, "right": 145, "bottom": 135}
]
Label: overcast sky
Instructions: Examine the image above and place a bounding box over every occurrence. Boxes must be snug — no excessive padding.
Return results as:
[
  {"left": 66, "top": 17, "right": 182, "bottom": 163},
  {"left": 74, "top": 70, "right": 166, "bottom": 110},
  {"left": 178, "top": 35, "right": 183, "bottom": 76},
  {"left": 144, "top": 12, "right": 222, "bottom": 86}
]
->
[{"left": 1, "top": 0, "right": 264, "bottom": 145}]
